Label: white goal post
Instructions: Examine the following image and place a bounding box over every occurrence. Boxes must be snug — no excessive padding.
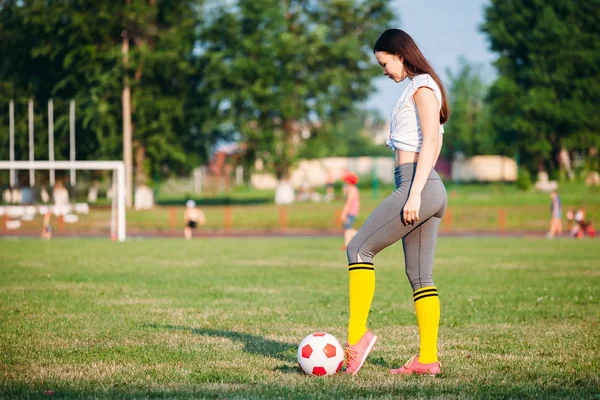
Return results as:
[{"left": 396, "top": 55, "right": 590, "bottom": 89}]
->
[{"left": 0, "top": 160, "right": 126, "bottom": 242}]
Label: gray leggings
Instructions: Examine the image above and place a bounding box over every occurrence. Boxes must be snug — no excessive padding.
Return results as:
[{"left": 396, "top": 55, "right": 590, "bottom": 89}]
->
[{"left": 346, "top": 163, "right": 447, "bottom": 291}]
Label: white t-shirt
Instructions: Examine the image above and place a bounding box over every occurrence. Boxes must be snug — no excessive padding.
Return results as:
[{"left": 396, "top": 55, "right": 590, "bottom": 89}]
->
[{"left": 386, "top": 73, "right": 444, "bottom": 152}]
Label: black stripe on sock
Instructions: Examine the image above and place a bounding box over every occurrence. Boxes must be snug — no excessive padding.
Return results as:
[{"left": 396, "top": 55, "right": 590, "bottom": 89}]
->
[
  {"left": 413, "top": 288, "right": 438, "bottom": 298},
  {"left": 413, "top": 286, "right": 437, "bottom": 295},
  {"left": 348, "top": 266, "right": 375, "bottom": 272},
  {"left": 348, "top": 262, "right": 374, "bottom": 266},
  {"left": 414, "top": 293, "right": 439, "bottom": 302}
]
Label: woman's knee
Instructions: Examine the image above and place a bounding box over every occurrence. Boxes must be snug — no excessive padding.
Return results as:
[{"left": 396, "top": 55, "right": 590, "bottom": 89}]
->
[
  {"left": 346, "top": 236, "right": 359, "bottom": 263},
  {"left": 346, "top": 237, "right": 372, "bottom": 264}
]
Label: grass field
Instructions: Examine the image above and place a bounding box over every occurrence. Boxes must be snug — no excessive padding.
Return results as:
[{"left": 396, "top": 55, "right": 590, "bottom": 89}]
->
[
  {"left": 1, "top": 237, "right": 599, "bottom": 399},
  {"left": 7, "top": 181, "right": 600, "bottom": 236}
]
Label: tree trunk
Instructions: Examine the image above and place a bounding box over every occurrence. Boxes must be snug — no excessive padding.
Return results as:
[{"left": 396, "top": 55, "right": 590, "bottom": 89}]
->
[
  {"left": 129, "top": 0, "right": 155, "bottom": 189},
  {"left": 122, "top": 30, "right": 133, "bottom": 208},
  {"left": 276, "top": 119, "right": 298, "bottom": 180},
  {"left": 134, "top": 140, "right": 148, "bottom": 187}
]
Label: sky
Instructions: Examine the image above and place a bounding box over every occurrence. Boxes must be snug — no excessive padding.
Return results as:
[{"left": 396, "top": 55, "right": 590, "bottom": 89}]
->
[{"left": 364, "top": 0, "right": 497, "bottom": 118}]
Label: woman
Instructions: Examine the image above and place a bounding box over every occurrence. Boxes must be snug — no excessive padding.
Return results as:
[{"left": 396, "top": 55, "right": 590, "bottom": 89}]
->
[{"left": 344, "top": 29, "right": 449, "bottom": 376}]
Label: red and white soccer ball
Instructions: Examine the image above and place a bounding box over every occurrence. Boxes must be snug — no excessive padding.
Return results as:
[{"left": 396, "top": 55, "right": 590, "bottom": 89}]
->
[{"left": 297, "top": 332, "right": 344, "bottom": 376}]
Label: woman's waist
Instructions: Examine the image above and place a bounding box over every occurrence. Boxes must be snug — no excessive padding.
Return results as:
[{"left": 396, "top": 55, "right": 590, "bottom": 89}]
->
[
  {"left": 394, "top": 162, "right": 442, "bottom": 182},
  {"left": 394, "top": 150, "right": 419, "bottom": 167}
]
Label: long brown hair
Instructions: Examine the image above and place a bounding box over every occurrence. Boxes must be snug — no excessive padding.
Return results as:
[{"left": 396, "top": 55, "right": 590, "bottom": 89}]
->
[{"left": 374, "top": 29, "right": 450, "bottom": 124}]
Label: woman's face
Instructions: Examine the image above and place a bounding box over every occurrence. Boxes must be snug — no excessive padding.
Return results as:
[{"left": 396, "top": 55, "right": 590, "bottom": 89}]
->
[{"left": 375, "top": 51, "right": 406, "bottom": 83}]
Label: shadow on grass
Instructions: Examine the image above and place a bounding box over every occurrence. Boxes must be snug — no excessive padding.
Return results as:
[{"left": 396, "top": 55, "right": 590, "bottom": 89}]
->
[
  {"left": 367, "top": 355, "right": 395, "bottom": 370},
  {"left": 146, "top": 324, "right": 298, "bottom": 364},
  {"left": 148, "top": 324, "right": 394, "bottom": 372}
]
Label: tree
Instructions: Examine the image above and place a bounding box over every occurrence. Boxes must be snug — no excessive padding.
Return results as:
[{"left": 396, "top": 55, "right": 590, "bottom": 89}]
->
[
  {"left": 119, "top": 0, "right": 204, "bottom": 187},
  {"left": 481, "top": 0, "right": 600, "bottom": 175},
  {"left": 200, "top": 0, "right": 394, "bottom": 180},
  {"left": 297, "top": 108, "right": 390, "bottom": 159},
  {"left": 0, "top": 0, "right": 212, "bottom": 191},
  {"left": 443, "top": 57, "right": 494, "bottom": 159}
]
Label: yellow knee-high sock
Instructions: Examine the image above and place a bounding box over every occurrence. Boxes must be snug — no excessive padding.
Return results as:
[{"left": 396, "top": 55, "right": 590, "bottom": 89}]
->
[
  {"left": 348, "top": 263, "right": 375, "bottom": 345},
  {"left": 414, "top": 286, "right": 440, "bottom": 363}
]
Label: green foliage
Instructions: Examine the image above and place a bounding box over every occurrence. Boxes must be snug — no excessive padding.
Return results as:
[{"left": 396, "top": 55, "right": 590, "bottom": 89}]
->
[
  {"left": 0, "top": 1, "right": 394, "bottom": 184},
  {"left": 516, "top": 167, "right": 532, "bottom": 191},
  {"left": 200, "top": 0, "right": 394, "bottom": 179},
  {"left": 0, "top": 0, "right": 213, "bottom": 183},
  {"left": 297, "top": 108, "right": 390, "bottom": 158},
  {"left": 443, "top": 57, "right": 495, "bottom": 159},
  {"left": 481, "top": 0, "right": 600, "bottom": 175}
]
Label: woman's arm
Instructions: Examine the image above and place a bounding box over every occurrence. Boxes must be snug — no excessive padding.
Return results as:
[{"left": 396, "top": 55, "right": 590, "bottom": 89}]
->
[{"left": 402, "top": 88, "right": 440, "bottom": 225}]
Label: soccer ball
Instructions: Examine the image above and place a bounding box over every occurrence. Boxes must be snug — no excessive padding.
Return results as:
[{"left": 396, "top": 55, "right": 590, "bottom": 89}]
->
[{"left": 297, "top": 332, "right": 344, "bottom": 376}]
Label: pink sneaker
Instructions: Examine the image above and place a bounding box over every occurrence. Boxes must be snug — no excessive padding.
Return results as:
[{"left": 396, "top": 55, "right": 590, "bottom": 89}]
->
[
  {"left": 390, "top": 354, "right": 441, "bottom": 376},
  {"left": 344, "top": 331, "right": 378, "bottom": 375}
]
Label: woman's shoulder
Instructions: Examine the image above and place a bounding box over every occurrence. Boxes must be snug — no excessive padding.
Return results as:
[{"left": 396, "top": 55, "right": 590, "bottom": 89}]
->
[
  {"left": 393, "top": 74, "right": 442, "bottom": 114},
  {"left": 409, "top": 74, "right": 442, "bottom": 108},
  {"left": 410, "top": 74, "right": 441, "bottom": 93}
]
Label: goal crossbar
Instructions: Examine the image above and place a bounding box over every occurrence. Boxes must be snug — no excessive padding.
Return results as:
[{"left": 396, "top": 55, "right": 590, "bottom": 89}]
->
[{"left": 0, "top": 161, "right": 126, "bottom": 242}]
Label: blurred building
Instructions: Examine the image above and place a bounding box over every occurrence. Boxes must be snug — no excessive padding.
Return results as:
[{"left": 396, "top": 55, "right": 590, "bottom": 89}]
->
[{"left": 451, "top": 156, "right": 517, "bottom": 182}]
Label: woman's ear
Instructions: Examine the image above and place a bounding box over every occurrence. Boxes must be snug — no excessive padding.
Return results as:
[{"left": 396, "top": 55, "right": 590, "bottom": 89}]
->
[{"left": 395, "top": 55, "right": 404, "bottom": 63}]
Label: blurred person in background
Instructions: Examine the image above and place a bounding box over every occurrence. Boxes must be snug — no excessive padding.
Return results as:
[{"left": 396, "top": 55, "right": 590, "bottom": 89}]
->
[
  {"left": 41, "top": 210, "right": 53, "bottom": 240},
  {"left": 546, "top": 190, "right": 563, "bottom": 239},
  {"left": 52, "top": 180, "right": 70, "bottom": 217},
  {"left": 183, "top": 200, "right": 205, "bottom": 240},
  {"left": 52, "top": 180, "right": 69, "bottom": 206},
  {"left": 343, "top": 29, "right": 449, "bottom": 376},
  {"left": 571, "top": 207, "right": 595, "bottom": 239},
  {"left": 340, "top": 172, "right": 360, "bottom": 250}
]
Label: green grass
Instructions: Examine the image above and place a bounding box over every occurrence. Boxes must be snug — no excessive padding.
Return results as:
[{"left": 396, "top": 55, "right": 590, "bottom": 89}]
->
[
  {"left": 10, "top": 181, "right": 600, "bottom": 235},
  {"left": 444, "top": 181, "right": 600, "bottom": 206},
  {"left": 1, "top": 237, "right": 599, "bottom": 399},
  {"left": 152, "top": 177, "right": 600, "bottom": 206},
  {"left": 155, "top": 180, "right": 600, "bottom": 207}
]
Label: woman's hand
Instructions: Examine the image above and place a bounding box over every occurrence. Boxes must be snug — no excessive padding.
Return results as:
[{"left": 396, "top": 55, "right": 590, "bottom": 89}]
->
[{"left": 402, "top": 194, "right": 421, "bottom": 225}]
